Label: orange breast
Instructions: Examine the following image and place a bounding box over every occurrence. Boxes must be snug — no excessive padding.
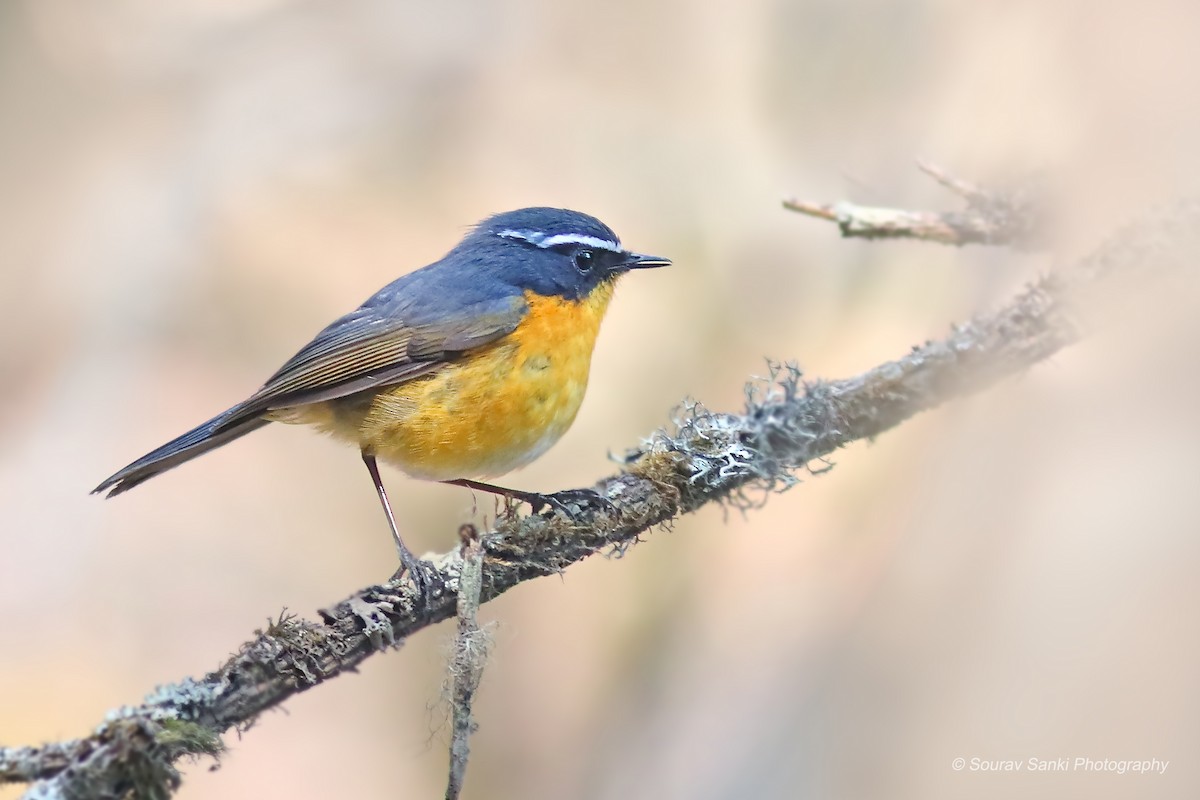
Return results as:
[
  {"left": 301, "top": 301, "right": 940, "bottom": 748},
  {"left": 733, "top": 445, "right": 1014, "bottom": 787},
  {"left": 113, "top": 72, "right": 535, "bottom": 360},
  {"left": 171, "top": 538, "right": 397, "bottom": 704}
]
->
[{"left": 352, "top": 284, "right": 615, "bottom": 480}]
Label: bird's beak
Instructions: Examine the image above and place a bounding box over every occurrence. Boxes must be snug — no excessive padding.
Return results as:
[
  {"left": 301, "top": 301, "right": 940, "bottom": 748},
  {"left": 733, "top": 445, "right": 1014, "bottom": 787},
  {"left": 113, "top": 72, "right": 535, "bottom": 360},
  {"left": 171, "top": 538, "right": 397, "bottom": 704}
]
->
[{"left": 621, "top": 252, "right": 672, "bottom": 270}]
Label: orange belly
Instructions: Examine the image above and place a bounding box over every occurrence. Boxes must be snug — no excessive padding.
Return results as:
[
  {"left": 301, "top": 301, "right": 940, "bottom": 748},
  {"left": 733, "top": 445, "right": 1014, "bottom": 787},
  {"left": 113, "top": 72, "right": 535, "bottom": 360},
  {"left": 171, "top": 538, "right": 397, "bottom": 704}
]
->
[{"left": 280, "top": 285, "right": 614, "bottom": 480}]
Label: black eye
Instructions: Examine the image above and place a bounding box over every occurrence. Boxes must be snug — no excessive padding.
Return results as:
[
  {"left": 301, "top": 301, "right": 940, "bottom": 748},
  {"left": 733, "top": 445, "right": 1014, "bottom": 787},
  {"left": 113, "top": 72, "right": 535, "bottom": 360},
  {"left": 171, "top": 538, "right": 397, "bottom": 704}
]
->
[{"left": 573, "top": 249, "right": 594, "bottom": 274}]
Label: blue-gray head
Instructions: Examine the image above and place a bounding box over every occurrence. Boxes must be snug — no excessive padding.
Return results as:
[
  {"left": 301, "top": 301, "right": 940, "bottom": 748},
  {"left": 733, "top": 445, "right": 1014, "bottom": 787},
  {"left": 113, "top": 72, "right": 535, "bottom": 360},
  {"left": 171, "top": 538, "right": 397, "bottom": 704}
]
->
[{"left": 451, "top": 207, "right": 670, "bottom": 300}]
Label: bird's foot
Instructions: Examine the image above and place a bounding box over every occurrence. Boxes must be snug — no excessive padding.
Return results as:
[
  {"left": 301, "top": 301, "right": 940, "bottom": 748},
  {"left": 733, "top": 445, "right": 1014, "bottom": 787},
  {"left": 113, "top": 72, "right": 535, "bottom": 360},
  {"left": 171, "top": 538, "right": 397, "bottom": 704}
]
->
[
  {"left": 391, "top": 550, "right": 446, "bottom": 614},
  {"left": 528, "top": 488, "right": 617, "bottom": 520},
  {"left": 444, "top": 479, "right": 615, "bottom": 522}
]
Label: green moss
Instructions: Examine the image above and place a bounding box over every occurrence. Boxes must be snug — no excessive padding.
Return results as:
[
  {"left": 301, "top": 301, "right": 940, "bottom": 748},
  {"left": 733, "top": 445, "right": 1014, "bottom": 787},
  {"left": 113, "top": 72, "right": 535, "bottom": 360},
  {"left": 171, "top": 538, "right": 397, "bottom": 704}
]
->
[{"left": 154, "top": 719, "right": 223, "bottom": 758}]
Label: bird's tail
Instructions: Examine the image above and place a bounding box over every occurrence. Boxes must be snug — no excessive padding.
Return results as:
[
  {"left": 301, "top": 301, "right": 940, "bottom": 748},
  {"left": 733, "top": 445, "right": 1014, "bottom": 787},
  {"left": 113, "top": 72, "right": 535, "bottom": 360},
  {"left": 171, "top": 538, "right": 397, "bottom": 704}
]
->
[{"left": 93, "top": 408, "right": 270, "bottom": 498}]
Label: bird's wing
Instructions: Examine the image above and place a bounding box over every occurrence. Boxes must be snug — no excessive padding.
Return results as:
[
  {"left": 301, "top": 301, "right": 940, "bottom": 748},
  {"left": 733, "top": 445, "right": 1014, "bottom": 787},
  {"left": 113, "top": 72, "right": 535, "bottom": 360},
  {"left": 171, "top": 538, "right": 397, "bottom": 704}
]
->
[{"left": 238, "top": 293, "right": 528, "bottom": 413}]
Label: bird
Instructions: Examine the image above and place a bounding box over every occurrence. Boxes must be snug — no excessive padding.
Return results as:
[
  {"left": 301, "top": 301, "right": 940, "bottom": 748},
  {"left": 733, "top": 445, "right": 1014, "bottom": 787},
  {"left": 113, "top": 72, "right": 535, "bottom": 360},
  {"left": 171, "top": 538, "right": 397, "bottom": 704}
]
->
[{"left": 94, "top": 207, "right": 670, "bottom": 596}]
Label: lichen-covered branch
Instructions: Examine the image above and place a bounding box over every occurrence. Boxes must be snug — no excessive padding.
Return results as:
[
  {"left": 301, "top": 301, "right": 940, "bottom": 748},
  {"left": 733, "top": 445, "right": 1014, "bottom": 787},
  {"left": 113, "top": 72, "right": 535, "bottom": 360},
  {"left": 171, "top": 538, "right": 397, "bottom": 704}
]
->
[
  {"left": 4, "top": 194, "right": 1196, "bottom": 800},
  {"left": 783, "top": 160, "right": 1048, "bottom": 247},
  {"left": 445, "top": 524, "right": 489, "bottom": 800}
]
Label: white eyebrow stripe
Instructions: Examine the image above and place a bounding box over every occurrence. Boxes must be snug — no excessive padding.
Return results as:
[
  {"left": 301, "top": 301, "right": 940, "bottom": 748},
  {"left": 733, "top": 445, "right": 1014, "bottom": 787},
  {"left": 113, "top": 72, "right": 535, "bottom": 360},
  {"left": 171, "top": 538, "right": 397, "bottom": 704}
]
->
[
  {"left": 536, "top": 233, "right": 622, "bottom": 251},
  {"left": 498, "top": 229, "right": 542, "bottom": 244},
  {"left": 496, "top": 230, "right": 622, "bottom": 252}
]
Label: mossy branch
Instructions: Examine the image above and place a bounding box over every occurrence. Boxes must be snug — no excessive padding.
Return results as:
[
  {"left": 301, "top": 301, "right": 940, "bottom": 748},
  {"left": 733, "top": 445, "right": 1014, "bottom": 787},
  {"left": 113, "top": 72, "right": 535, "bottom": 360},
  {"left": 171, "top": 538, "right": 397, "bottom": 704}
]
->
[{"left": 4, "top": 175, "right": 1196, "bottom": 800}]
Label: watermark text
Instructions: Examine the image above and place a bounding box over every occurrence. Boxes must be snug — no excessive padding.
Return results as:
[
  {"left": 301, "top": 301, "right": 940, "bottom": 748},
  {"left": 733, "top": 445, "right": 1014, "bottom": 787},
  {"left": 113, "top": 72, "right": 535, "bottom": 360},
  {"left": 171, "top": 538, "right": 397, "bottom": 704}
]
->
[{"left": 951, "top": 757, "right": 1168, "bottom": 775}]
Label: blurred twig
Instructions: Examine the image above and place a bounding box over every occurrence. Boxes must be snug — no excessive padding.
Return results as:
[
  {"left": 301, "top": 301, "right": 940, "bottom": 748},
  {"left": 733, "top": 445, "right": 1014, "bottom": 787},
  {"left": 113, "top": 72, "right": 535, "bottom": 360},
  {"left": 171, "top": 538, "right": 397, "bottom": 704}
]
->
[
  {"left": 4, "top": 183, "right": 1197, "bottom": 800},
  {"left": 783, "top": 159, "right": 1048, "bottom": 248}
]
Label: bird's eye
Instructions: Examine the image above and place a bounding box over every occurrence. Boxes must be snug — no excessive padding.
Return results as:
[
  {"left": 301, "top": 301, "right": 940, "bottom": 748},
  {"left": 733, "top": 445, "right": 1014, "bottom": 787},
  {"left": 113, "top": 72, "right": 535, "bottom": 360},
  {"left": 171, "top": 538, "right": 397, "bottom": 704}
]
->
[{"left": 573, "top": 249, "right": 594, "bottom": 274}]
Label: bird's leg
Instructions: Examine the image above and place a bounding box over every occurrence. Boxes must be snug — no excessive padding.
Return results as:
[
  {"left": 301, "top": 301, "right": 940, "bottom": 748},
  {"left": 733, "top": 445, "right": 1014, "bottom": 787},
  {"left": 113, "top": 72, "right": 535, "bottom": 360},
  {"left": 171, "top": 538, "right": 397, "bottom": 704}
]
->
[
  {"left": 444, "top": 478, "right": 615, "bottom": 519},
  {"left": 361, "top": 451, "right": 441, "bottom": 606}
]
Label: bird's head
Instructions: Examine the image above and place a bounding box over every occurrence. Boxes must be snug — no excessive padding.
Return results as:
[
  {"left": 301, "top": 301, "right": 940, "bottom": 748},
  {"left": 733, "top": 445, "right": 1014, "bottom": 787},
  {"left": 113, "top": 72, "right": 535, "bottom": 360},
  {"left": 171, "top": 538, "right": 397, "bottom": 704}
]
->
[{"left": 456, "top": 207, "right": 671, "bottom": 301}]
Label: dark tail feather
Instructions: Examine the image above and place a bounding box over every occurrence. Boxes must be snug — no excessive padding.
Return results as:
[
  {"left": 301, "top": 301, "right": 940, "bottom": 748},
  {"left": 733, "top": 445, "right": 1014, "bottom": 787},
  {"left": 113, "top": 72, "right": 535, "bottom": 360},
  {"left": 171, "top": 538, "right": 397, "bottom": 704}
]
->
[{"left": 93, "top": 409, "right": 270, "bottom": 498}]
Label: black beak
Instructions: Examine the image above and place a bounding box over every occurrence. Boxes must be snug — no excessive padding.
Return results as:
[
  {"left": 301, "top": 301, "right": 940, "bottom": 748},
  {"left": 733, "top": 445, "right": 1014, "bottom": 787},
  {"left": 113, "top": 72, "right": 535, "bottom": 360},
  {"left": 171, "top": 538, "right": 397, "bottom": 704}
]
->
[{"left": 622, "top": 252, "right": 672, "bottom": 270}]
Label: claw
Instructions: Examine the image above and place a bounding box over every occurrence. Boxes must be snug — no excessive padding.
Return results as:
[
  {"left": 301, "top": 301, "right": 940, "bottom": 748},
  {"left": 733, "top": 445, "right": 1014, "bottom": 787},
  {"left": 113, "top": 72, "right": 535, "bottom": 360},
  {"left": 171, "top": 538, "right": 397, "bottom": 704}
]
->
[
  {"left": 443, "top": 478, "right": 616, "bottom": 522},
  {"left": 392, "top": 552, "right": 446, "bottom": 614},
  {"left": 542, "top": 488, "right": 617, "bottom": 519}
]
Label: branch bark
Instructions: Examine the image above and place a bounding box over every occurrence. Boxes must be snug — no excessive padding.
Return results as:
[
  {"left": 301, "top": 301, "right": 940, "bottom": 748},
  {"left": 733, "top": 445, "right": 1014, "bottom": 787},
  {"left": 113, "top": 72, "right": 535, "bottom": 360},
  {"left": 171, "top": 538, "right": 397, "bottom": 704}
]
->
[{"left": 5, "top": 179, "right": 1196, "bottom": 800}]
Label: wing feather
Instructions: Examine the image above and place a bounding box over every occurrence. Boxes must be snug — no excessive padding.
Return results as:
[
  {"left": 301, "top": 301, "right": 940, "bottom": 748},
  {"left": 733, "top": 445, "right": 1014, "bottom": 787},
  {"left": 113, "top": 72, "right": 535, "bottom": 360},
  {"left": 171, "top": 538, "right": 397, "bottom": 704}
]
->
[{"left": 239, "top": 294, "right": 527, "bottom": 413}]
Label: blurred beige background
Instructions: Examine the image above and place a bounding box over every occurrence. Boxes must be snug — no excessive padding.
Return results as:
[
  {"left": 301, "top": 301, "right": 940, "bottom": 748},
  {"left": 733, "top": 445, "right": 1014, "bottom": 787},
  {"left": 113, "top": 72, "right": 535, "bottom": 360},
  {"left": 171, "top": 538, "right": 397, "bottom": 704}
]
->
[{"left": 2, "top": 1, "right": 1199, "bottom": 798}]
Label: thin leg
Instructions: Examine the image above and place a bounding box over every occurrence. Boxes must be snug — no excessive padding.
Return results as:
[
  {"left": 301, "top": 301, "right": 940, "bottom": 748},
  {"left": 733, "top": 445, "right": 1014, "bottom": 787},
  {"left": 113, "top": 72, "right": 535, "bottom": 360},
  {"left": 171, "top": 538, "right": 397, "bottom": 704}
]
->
[
  {"left": 444, "top": 478, "right": 614, "bottom": 518},
  {"left": 362, "top": 451, "right": 438, "bottom": 602}
]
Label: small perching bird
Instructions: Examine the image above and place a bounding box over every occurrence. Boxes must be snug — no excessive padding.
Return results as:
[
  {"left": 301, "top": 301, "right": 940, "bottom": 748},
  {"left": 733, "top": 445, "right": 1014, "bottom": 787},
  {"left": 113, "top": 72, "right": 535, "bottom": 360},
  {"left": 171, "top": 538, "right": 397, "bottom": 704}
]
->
[{"left": 94, "top": 207, "right": 671, "bottom": 597}]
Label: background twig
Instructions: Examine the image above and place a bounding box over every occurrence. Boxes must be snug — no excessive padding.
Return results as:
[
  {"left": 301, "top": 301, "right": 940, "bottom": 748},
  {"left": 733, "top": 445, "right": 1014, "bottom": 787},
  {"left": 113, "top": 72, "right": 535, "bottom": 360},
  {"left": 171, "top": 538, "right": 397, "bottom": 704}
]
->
[{"left": 783, "top": 160, "right": 1048, "bottom": 248}]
